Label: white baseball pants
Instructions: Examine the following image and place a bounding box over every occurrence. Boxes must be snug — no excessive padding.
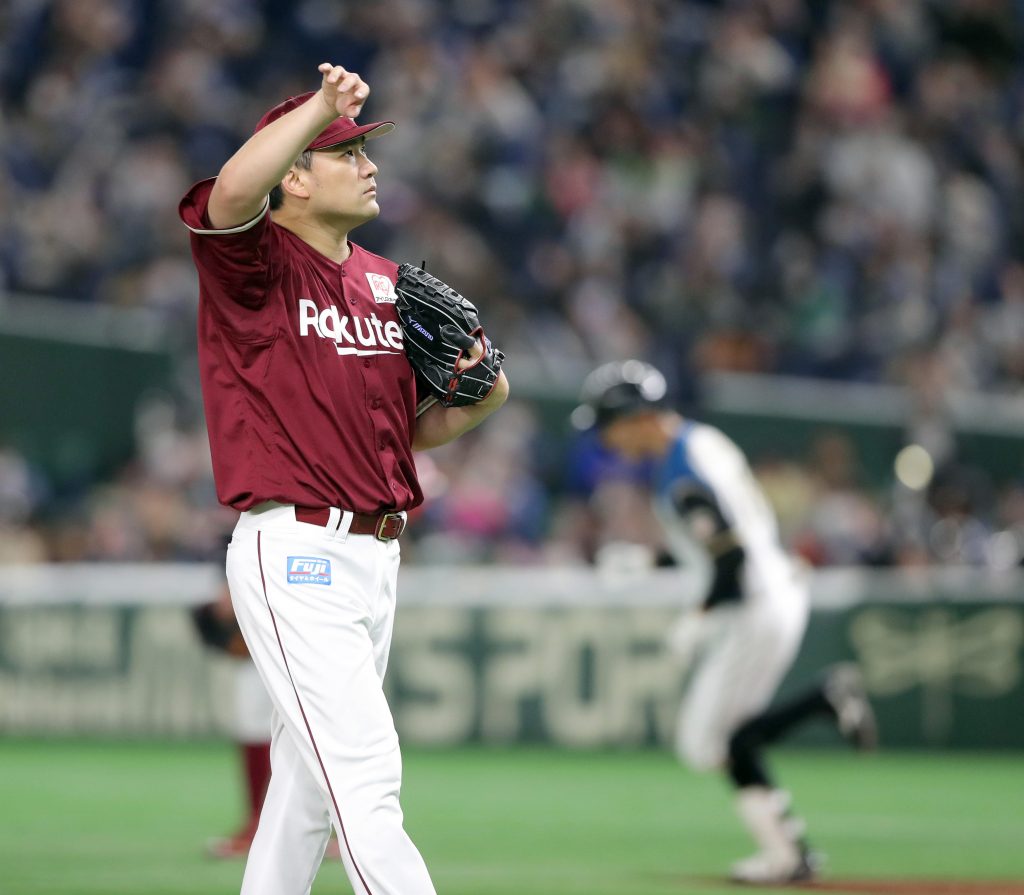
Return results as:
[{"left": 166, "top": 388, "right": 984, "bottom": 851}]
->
[
  {"left": 675, "top": 586, "right": 810, "bottom": 772},
  {"left": 232, "top": 659, "right": 274, "bottom": 744},
  {"left": 226, "top": 501, "right": 436, "bottom": 895}
]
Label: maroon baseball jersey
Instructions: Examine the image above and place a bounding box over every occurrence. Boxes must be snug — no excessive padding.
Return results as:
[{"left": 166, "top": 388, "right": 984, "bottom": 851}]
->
[{"left": 179, "top": 178, "right": 423, "bottom": 514}]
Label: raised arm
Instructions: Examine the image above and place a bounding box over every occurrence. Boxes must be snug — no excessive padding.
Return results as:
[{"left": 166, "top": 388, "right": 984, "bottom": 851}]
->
[{"left": 207, "top": 64, "right": 370, "bottom": 230}]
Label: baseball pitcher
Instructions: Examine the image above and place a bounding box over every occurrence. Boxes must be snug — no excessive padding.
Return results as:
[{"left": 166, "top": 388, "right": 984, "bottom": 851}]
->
[{"left": 179, "top": 63, "right": 509, "bottom": 895}]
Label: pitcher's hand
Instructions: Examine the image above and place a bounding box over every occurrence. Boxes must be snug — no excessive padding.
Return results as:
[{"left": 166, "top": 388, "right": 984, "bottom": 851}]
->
[{"left": 317, "top": 63, "right": 369, "bottom": 119}]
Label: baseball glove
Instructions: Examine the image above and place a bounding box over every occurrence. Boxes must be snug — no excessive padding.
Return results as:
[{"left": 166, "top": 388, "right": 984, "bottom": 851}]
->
[
  {"left": 191, "top": 601, "right": 250, "bottom": 659},
  {"left": 395, "top": 263, "right": 505, "bottom": 407}
]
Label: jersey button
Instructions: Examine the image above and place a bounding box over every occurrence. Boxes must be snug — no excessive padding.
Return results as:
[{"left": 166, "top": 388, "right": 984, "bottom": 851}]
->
[
  {"left": 349, "top": 298, "right": 357, "bottom": 306},
  {"left": 370, "top": 398, "right": 382, "bottom": 410},
  {"left": 363, "top": 359, "right": 371, "bottom": 368}
]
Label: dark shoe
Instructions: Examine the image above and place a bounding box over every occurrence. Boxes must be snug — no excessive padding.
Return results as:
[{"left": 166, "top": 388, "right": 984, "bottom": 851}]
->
[{"left": 825, "top": 663, "right": 878, "bottom": 750}]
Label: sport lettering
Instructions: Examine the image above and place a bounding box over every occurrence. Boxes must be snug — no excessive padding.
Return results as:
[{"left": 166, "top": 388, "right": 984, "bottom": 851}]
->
[{"left": 298, "top": 298, "right": 404, "bottom": 354}]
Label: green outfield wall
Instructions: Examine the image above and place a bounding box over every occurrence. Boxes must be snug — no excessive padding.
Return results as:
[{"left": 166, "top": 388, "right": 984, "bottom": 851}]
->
[
  {"left": 0, "top": 333, "right": 173, "bottom": 486},
  {"left": 0, "top": 566, "right": 1019, "bottom": 749}
]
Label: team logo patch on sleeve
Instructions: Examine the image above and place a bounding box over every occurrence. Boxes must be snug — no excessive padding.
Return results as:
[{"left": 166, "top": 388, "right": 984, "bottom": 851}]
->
[
  {"left": 286, "top": 556, "right": 332, "bottom": 585},
  {"left": 365, "top": 272, "right": 397, "bottom": 304}
]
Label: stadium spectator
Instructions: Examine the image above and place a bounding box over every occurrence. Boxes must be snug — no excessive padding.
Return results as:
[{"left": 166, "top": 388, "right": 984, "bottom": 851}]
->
[
  {"left": 2, "top": 0, "right": 1022, "bottom": 567},
  {"left": 3, "top": 1, "right": 1023, "bottom": 389}
]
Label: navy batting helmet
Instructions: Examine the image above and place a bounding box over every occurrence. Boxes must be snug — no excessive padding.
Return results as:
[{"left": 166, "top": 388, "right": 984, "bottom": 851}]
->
[{"left": 571, "top": 360, "right": 668, "bottom": 431}]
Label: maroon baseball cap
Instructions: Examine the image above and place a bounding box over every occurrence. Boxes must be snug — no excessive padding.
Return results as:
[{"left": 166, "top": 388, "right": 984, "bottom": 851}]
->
[{"left": 254, "top": 91, "right": 395, "bottom": 150}]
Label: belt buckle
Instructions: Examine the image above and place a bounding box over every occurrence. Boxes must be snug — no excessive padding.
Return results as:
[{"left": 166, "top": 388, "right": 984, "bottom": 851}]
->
[{"left": 375, "top": 511, "right": 406, "bottom": 542}]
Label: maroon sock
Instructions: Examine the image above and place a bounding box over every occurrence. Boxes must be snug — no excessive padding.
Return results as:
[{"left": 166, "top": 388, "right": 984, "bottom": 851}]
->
[{"left": 242, "top": 741, "right": 272, "bottom": 821}]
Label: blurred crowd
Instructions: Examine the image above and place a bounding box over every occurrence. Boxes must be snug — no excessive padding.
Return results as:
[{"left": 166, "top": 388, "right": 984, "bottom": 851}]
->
[
  {"left": 2, "top": 0, "right": 1023, "bottom": 570},
  {"left": 4, "top": 0, "right": 1024, "bottom": 388}
]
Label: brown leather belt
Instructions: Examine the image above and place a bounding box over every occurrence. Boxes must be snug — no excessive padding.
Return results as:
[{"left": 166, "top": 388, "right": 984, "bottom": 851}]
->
[{"left": 294, "top": 506, "right": 407, "bottom": 541}]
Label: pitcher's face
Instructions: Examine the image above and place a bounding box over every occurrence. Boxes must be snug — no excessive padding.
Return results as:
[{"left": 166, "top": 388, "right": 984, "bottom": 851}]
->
[{"left": 306, "top": 139, "right": 380, "bottom": 225}]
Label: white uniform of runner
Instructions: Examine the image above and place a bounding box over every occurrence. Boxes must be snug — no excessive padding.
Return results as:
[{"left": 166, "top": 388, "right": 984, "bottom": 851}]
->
[
  {"left": 575, "top": 360, "right": 874, "bottom": 885},
  {"left": 651, "top": 421, "right": 810, "bottom": 770}
]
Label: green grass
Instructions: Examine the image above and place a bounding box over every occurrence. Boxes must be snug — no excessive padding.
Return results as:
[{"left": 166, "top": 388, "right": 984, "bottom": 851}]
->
[{"left": 1, "top": 741, "right": 1022, "bottom": 894}]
